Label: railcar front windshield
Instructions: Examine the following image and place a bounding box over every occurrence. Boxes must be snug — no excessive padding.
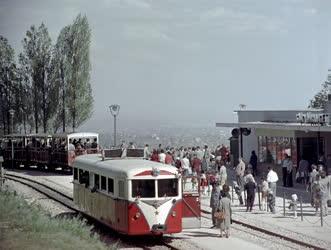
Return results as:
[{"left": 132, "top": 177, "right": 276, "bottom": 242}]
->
[
  {"left": 131, "top": 178, "right": 178, "bottom": 198},
  {"left": 158, "top": 179, "right": 178, "bottom": 197},
  {"left": 132, "top": 180, "right": 155, "bottom": 198}
]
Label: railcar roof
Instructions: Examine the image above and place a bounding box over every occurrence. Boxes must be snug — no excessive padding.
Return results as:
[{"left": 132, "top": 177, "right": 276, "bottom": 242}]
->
[
  {"left": 26, "top": 133, "right": 52, "bottom": 138},
  {"left": 52, "top": 132, "right": 99, "bottom": 138},
  {"left": 73, "top": 154, "right": 178, "bottom": 179},
  {"left": 3, "top": 133, "right": 30, "bottom": 138}
]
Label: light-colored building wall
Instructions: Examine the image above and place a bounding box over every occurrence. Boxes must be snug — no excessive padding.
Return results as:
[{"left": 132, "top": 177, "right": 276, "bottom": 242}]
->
[
  {"left": 236, "top": 110, "right": 331, "bottom": 162},
  {"left": 241, "top": 128, "right": 258, "bottom": 162},
  {"left": 237, "top": 110, "right": 322, "bottom": 123}
]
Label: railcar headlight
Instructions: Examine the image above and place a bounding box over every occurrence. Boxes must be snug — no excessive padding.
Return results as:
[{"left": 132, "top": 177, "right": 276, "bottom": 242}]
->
[
  {"left": 172, "top": 211, "right": 176, "bottom": 217},
  {"left": 135, "top": 212, "right": 141, "bottom": 219}
]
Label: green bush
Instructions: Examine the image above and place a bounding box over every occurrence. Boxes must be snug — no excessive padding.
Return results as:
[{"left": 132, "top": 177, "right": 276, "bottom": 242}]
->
[{"left": 0, "top": 190, "right": 115, "bottom": 250}]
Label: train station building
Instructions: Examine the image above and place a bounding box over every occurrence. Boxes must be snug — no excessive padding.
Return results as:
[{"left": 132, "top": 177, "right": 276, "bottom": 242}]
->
[{"left": 216, "top": 96, "right": 331, "bottom": 176}]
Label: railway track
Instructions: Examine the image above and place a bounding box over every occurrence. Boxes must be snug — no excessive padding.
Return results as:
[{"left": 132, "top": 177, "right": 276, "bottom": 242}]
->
[
  {"left": 4, "top": 172, "right": 327, "bottom": 250},
  {"left": 4, "top": 173, "right": 182, "bottom": 250},
  {"left": 200, "top": 209, "right": 325, "bottom": 250}
]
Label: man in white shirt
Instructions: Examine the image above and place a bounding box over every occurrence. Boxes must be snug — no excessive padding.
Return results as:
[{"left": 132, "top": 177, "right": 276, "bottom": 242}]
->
[
  {"left": 159, "top": 149, "right": 166, "bottom": 164},
  {"left": 236, "top": 158, "right": 246, "bottom": 185},
  {"left": 143, "top": 144, "right": 150, "bottom": 159},
  {"left": 196, "top": 146, "right": 204, "bottom": 160},
  {"left": 68, "top": 139, "right": 75, "bottom": 151},
  {"left": 267, "top": 166, "right": 279, "bottom": 197},
  {"left": 235, "top": 158, "right": 246, "bottom": 205},
  {"left": 282, "top": 154, "right": 293, "bottom": 187},
  {"left": 181, "top": 154, "right": 191, "bottom": 176}
]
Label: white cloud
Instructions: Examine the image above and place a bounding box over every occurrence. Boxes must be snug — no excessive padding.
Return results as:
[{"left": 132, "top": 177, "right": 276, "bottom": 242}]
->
[
  {"left": 201, "top": 7, "right": 226, "bottom": 19},
  {"left": 124, "top": 0, "right": 151, "bottom": 9},
  {"left": 200, "top": 7, "right": 285, "bottom": 33},
  {"left": 303, "top": 8, "right": 317, "bottom": 16},
  {"left": 122, "top": 25, "right": 171, "bottom": 42},
  {"left": 103, "top": 0, "right": 150, "bottom": 9}
]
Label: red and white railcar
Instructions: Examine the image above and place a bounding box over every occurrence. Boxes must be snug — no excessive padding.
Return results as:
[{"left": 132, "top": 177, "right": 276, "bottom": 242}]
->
[{"left": 73, "top": 151, "right": 183, "bottom": 235}]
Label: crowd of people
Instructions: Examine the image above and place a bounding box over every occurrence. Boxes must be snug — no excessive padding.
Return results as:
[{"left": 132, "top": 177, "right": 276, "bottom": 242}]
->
[{"left": 143, "top": 143, "right": 229, "bottom": 175}]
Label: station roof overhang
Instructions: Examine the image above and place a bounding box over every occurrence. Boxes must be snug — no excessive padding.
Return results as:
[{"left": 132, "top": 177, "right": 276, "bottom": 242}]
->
[{"left": 216, "top": 121, "right": 331, "bottom": 133}]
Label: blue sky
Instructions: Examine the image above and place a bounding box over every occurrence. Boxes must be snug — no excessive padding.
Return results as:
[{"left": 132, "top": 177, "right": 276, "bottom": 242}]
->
[{"left": 1, "top": 0, "right": 331, "bottom": 130}]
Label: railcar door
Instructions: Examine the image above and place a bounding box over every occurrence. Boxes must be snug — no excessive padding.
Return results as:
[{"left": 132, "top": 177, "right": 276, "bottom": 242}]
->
[{"left": 182, "top": 175, "right": 201, "bottom": 229}]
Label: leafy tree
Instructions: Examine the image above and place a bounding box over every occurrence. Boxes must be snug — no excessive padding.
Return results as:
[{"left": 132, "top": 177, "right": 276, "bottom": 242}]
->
[
  {"left": 0, "top": 36, "right": 16, "bottom": 135},
  {"left": 50, "top": 26, "right": 71, "bottom": 133},
  {"left": 66, "top": 14, "right": 93, "bottom": 132},
  {"left": 21, "top": 23, "right": 56, "bottom": 133},
  {"left": 309, "top": 70, "right": 331, "bottom": 110},
  {"left": 17, "top": 54, "right": 34, "bottom": 133}
]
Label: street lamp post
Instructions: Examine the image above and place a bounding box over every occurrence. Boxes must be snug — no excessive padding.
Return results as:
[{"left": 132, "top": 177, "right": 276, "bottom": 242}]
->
[
  {"left": 109, "top": 104, "right": 120, "bottom": 147},
  {"left": 9, "top": 109, "right": 15, "bottom": 134},
  {"left": 8, "top": 109, "right": 15, "bottom": 169}
]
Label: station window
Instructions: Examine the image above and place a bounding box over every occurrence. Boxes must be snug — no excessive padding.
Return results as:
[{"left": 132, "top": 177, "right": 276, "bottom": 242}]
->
[
  {"left": 118, "top": 180, "right": 125, "bottom": 198},
  {"left": 94, "top": 174, "right": 100, "bottom": 189},
  {"left": 108, "top": 178, "right": 114, "bottom": 194},
  {"left": 73, "top": 168, "right": 78, "bottom": 180},
  {"left": 101, "top": 176, "right": 107, "bottom": 191},
  {"left": 158, "top": 179, "right": 178, "bottom": 197},
  {"left": 132, "top": 180, "right": 155, "bottom": 198}
]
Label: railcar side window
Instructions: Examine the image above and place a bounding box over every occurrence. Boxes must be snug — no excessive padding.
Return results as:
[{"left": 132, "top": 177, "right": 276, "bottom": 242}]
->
[
  {"left": 158, "top": 179, "right": 178, "bottom": 197},
  {"left": 132, "top": 180, "right": 155, "bottom": 198},
  {"left": 84, "top": 171, "right": 90, "bottom": 187},
  {"left": 73, "top": 168, "right": 78, "bottom": 180},
  {"left": 94, "top": 174, "right": 100, "bottom": 189},
  {"left": 79, "top": 170, "right": 89, "bottom": 187},
  {"left": 108, "top": 178, "right": 114, "bottom": 194},
  {"left": 79, "top": 169, "right": 83, "bottom": 183},
  {"left": 101, "top": 176, "right": 106, "bottom": 190},
  {"left": 118, "top": 180, "right": 125, "bottom": 198}
]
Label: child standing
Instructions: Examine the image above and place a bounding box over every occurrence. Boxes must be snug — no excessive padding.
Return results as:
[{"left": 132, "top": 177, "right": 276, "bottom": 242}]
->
[
  {"left": 288, "top": 194, "right": 298, "bottom": 218},
  {"left": 267, "top": 189, "right": 276, "bottom": 214},
  {"left": 261, "top": 177, "right": 268, "bottom": 211},
  {"left": 200, "top": 171, "right": 207, "bottom": 195}
]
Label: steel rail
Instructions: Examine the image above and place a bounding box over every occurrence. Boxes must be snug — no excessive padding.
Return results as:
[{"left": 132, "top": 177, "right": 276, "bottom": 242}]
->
[
  {"left": 201, "top": 209, "right": 325, "bottom": 250},
  {"left": 5, "top": 173, "right": 73, "bottom": 201},
  {"left": 4, "top": 174, "right": 181, "bottom": 250},
  {"left": 4, "top": 174, "right": 78, "bottom": 211}
]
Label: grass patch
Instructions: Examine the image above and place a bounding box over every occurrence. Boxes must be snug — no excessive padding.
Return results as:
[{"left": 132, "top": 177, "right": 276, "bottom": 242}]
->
[{"left": 0, "top": 189, "right": 114, "bottom": 250}]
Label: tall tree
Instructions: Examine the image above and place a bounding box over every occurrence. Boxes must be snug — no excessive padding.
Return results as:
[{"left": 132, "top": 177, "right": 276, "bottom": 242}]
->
[
  {"left": 309, "top": 83, "right": 329, "bottom": 109},
  {"left": 17, "top": 54, "right": 34, "bottom": 133},
  {"left": 66, "top": 14, "right": 93, "bottom": 132},
  {"left": 0, "top": 36, "right": 16, "bottom": 135},
  {"left": 50, "top": 26, "right": 71, "bottom": 133},
  {"left": 309, "top": 70, "right": 331, "bottom": 110},
  {"left": 21, "top": 23, "right": 56, "bottom": 133}
]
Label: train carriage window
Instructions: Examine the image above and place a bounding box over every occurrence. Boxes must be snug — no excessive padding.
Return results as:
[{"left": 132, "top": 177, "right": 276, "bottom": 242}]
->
[
  {"left": 118, "top": 180, "right": 125, "bottom": 198},
  {"left": 84, "top": 171, "right": 90, "bottom": 187},
  {"left": 158, "top": 179, "right": 178, "bottom": 197},
  {"left": 132, "top": 180, "right": 155, "bottom": 198},
  {"left": 79, "top": 169, "right": 89, "bottom": 187},
  {"left": 94, "top": 174, "right": 100, "bottom": 189},
  {"left": 79, "top": 169, "right": 84, "bottom": 184},
  {"left": 73, "top": 168, "right": 78, "bottom": 181},
  {"left": 108, "top": 178, "right": 114, "bottom": 194},
  {"left": 101, "top": 176, "right": 106, "bottom": 191}
]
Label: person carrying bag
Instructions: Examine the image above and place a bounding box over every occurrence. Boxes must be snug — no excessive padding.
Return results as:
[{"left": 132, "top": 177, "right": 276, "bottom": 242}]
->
[
  {"left": 214, "top": 209, "right": 225, "bottom": 221},
  {"left": 218, "top": 191, "right": 232, "bottom": 238}
]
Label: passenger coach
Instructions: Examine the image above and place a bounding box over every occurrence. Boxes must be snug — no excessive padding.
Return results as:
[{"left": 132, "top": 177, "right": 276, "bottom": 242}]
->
[
  {"left": 1, "top": 132, "right": 99, "bottom": 171},
  {"left": 73, "top": 149, "right": 183, "bottom": 235}
]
